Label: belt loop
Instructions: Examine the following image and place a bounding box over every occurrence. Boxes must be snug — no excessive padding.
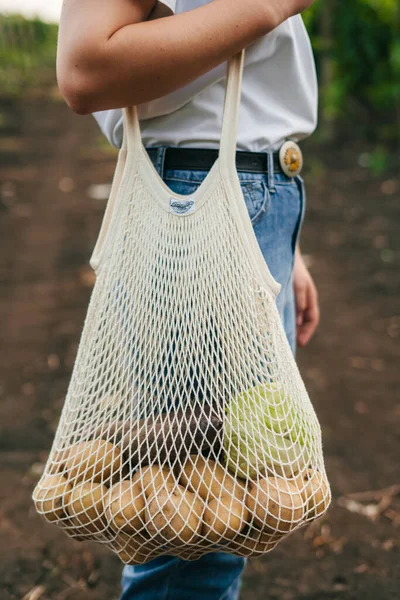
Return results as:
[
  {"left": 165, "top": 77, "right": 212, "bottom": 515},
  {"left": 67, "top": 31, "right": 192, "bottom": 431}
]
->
[
  {"left": 267, "top": 151, "right": 276, "bottom": 193},
  {"left": 155, "top": 147, "right": 167, "bottom": 178}
]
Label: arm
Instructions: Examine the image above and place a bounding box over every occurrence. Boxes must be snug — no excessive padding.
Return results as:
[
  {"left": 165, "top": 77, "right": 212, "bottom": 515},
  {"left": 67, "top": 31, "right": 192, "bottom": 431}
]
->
[
  {"left": 293, "top": 245, "right": 320, "bottom": 347},
  {"left": 57, "top": 0, "right": 317, "bottom": 114}
]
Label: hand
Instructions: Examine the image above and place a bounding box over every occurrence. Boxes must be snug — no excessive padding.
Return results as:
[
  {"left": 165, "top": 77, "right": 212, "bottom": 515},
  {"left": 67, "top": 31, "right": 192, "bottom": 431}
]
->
[{"left": 293, "top": 247, "right": 320, "bottom": 347}]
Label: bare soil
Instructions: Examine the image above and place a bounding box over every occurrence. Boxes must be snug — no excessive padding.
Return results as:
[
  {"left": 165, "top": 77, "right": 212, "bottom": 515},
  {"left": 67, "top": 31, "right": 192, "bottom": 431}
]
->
[{"left": 0, "top": 90, "right": 399, "bottom": 600}]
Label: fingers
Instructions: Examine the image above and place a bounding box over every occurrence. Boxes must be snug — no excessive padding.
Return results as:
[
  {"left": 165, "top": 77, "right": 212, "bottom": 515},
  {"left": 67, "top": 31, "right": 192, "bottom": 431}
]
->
[
  {"left": 297, "top": 278, "right": 320, "bottom": 347},
  {"left": 295, "top": 282, "right": 307, "bottom": 329}
]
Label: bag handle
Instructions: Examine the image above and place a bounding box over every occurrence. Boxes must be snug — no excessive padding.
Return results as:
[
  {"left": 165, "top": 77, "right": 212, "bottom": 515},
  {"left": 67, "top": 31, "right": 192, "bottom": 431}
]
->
[
  {"left": 91, "top": 49, "right": 246, "bottom": 270},
  {"left": 89, "top": 128, "right": 128, "bottom": 271},
  {"left": 123, "top": 49, "right": 246, "bottom": 171},
  {"left": 219, "top": 49, "right": 245, "bottom": 173}
]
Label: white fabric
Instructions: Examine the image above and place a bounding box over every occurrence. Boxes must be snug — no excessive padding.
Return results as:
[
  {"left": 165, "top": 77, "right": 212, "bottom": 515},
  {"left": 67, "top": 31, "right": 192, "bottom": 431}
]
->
[
  {"left": 93, "top": 3, "right": 317, "bottom": 152},
  {"left": 34, "top": 50, "right": 330, "bottom": 564},
  {"left": 158, "top": 0, "right": 177, "bottom": 9}
]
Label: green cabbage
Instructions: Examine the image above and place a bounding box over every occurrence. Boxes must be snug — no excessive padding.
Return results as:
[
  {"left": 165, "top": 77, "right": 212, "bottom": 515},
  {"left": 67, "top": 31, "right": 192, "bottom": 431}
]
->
[{"left": 223, "top": 383, "right": 312, "bottom": 479}]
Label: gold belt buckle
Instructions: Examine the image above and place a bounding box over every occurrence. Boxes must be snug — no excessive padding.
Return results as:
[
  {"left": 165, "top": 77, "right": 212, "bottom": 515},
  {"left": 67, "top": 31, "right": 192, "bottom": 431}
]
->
[{"left": 279, "top": 141, "right": 303, "bottom": 177}]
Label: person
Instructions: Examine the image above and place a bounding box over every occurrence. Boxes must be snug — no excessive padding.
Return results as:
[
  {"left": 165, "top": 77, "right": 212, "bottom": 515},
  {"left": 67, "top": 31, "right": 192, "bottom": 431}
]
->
[{"left": 57, "top": 1, "right": 320, "bottom": 598}]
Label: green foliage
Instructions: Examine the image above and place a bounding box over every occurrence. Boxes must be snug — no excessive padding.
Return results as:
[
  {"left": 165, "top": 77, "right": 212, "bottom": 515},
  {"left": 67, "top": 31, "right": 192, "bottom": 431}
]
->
[
  {"left": 303, "top": 0, "right": 399, "bottom": 141},
  {"left": 0, "top": 14, "right": 58, "bottom": 95}
]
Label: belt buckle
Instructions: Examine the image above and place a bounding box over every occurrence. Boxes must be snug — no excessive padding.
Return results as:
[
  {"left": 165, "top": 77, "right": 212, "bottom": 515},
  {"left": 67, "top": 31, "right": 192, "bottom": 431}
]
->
[{"left": 279, "top": 141, "right": 303, "bottom": 177}]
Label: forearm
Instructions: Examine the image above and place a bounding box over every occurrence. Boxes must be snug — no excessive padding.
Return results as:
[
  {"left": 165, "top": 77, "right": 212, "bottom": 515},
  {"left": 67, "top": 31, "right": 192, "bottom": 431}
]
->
[{"left": 58, "top": 0, "right": 290, "bottom": 114}]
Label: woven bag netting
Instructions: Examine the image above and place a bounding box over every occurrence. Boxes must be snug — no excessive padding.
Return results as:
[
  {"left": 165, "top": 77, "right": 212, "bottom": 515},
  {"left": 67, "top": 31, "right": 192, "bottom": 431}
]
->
[{"left": 33, "top": 154, "right": 331, "bottom": 563}]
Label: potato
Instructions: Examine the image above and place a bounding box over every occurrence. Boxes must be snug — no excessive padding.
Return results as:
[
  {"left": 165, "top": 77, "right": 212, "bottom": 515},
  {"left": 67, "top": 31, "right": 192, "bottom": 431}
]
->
[
  {"left": 114, "top": 531, "right": 154, "bottom": 564},
  {"left": 117, "top": 542, "right": 152, "bottom": 564},
  {"left": 47, "top": 449, "right": 70, "bottom": 475},
  {"left": 58, "top": 516, "right": 109, "bottom": 542},
  {"left": 145, "top": 484, "right": 204, "bottom": 544},
  {"left": 246, "top": 477, "right": 304, "bottom": 533},
  {"left": 105, "top": 480, "right": 145, "bottom": 533},
  {"left": 202, "top": 495, "right": 248, "bottom": 543},
  {"left": 295, "top": 469, "right": 331, "bottom": 519},
  {"left": 217, "top": 474, "right": 246, "bottom": 502},
  {"left": 114, "top": 530, "right": 149, "bottom": 550},
  {"left": 33, "top": 474, "right": 72, "bottom": 522},
  {"left": 226, "top": 529, "right": 282, "bottom": 556},
  {"left": 67, "top": 480, "right": 107, "bottom": 534},
  {"left": 118, "top": 547, "right": 152, "bottom": 565},
  {"left": 64, "top": 439, "right": 122, "bottom": 484},
  {"left": 180, "top": 455, "right": 240, "bottom": 501},
  {"left": 172, "top": 547, "right": 207, "bottom": 561},
  {"left": 132, "top": 465, "right": 176, "bottom": 498},
  {"left": 170, "top": 535, "right": 212, "bottom": 559}
]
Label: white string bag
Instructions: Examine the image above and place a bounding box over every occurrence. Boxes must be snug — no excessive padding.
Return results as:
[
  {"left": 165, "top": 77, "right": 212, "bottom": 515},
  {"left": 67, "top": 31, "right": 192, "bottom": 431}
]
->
[{"left": 33, "top": 49, "right": 331, "bottom": 563}]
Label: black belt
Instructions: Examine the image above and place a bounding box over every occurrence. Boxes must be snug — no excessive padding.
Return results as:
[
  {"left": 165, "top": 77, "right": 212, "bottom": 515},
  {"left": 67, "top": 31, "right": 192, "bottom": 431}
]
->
[{"left": 146, "top": 147, "right": 282, "bottom": 174}]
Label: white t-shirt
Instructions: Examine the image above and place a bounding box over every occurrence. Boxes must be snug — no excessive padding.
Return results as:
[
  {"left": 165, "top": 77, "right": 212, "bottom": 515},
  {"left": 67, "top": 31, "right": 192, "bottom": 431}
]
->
[{"left": 93, "top": 0, "right": 317, "bottom": 152}]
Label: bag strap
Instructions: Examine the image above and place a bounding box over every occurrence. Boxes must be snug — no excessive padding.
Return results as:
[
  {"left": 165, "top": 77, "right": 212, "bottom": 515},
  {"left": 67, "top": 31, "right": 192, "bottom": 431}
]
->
[
  {"left": 123, "top": 49, "right": 246, "bottom": 172},
  {"left": 219, "top": 49, "right": 245, "bottom": 173},
  {"left": 89, "top": 127, "right": 128, "bottom": 271},
  {"left": 91, "top": 49, "right": 246, "bottom": 271}
]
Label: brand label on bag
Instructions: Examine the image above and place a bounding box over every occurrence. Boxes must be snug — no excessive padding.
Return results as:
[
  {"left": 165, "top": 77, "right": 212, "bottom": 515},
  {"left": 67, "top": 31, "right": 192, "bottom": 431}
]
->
[{"left": 170, "top": 196, "right": 196, "bottom": 216}]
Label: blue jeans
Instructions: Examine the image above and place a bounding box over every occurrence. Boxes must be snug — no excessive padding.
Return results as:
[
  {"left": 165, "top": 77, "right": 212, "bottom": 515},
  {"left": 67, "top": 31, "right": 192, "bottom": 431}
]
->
[{"left": 120, "top": 147, "right": 306, "bottom": 600}]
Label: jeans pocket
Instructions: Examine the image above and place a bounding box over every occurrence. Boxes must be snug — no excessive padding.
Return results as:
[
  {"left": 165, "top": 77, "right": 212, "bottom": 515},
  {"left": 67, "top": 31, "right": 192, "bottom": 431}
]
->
[
  {"left": 163, "top": 178, "right": 202, "bottom": 197},
  {"left": 241, "top": 180, "right": 270, "bottom": 225}
]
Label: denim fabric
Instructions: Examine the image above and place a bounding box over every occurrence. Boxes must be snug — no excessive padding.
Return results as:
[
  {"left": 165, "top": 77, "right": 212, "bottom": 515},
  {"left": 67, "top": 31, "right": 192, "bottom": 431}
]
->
[
  {"left": 121, "top": 553, "right": 245, "bottom": 600},
  {"left": 120, "top": 148, "right": 306, "bottom": 600}
]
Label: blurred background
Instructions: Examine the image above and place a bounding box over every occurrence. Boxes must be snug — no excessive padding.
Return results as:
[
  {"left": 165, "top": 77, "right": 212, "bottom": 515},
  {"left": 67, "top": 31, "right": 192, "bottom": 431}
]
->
[{"left": 0, "top": 1, "right": 399, "bottom": 599}]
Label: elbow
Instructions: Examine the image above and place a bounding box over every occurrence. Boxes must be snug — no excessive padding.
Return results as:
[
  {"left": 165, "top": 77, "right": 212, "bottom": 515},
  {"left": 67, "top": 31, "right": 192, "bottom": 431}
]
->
[
  {"left": 58, "top": 71, "right": 97, "bottom": 115},
  {"left": 57, "top": 49, "right": 109, "bottom": 114},
  {"left": 57, "top": 51, "right": 145, "bottom": 113},
  {"left": 64, "top": 91, "right": 93, "bottom": 116},
  {"left": 57, "top": 40, "right": 109, "bottom": 114}
]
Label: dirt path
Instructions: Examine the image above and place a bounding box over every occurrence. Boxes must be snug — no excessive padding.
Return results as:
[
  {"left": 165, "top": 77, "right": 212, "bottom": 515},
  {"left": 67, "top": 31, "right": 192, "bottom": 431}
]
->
[{"left": 0, "top": 93, "right": 399, "bottom": 600}]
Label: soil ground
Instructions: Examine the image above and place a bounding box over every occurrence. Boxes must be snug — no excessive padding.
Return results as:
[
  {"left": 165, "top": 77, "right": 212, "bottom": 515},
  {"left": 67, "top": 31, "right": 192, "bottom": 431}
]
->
[{"left": 0, "top": 88, "right": 399, "bottom": 600}]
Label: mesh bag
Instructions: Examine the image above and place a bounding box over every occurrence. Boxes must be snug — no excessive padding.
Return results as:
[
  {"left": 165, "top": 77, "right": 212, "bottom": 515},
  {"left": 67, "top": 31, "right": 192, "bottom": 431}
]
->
[{"left": 33, "top": 49, "right": 331, "bottom": 563}]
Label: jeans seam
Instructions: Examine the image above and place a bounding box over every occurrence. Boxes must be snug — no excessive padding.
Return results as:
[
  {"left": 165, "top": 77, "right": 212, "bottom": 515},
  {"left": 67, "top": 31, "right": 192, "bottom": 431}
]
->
[
  {"left": 243, "top": 181, "right": 264, "bottom": 216},
  {"left": 267, "top": 151, "right": 276, "bottom": 193}
]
